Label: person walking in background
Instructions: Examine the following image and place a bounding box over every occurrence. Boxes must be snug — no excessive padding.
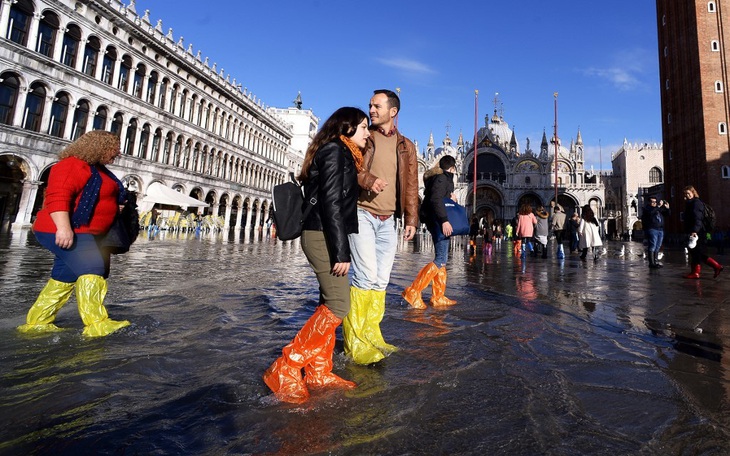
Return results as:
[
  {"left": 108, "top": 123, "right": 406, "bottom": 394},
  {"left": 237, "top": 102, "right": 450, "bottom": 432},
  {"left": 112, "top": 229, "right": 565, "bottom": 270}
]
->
[
  {"left": 483, "top": 220, "right": 495, "bottom": 257},
  {"left": 402, "top": 155, "right": 458, "bottom": 309},
  {"left": 17, "top": 131, "right": 130, "bottom": 337},
  {"left": 534, "top": 204, "right": 550, "bottom": 259},
  {"left": 344, "top": 89, "right": 420, "bottom": 365},
  {"left": 551, "top": 203, "right": 567, "bottom": 259},
  {"left": 578, "top": 205, "right": 603, "bottom": 261},
  {"left": 505, "top": 222, "right": 513, "bottom": 242},
  {"left": 682, "top": 186, "right": 723, "bottom": 279},
  {"left": 263, "top": 107, "right": 368, "bottom": 403},
  {"left": 515, "top": 203, "right": 537, "bottom": 258},
  {"left": 493, "top": 222, "right": 503, "bottom": 250},
  {"left": 569, "top": 212, "right": 581, "bottom": 253},
  {"left": 641, "top": 196, "right": 670, "bottom": 269}
]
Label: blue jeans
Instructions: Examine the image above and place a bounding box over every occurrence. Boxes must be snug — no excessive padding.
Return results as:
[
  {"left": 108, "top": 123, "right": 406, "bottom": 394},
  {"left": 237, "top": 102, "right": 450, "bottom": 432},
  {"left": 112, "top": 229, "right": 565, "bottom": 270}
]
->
[
  {"left": 348, "top": 208, "right": 397, "bottom": 291},
  {"left": 34, "top": 232, "right": 107, "bottom": 282},
  {"left": 646, "top": 228, "right": 664, "bottom": 253},
  {"left": 433, "top": 237, "right": 450, "bottom": 267}
]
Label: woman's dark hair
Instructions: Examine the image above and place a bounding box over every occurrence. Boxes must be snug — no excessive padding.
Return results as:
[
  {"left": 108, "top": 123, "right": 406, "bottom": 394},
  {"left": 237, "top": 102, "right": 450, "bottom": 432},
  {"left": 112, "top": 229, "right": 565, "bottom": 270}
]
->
[
  {"left": 298, "top": 107, "right": 368, "bottom": 181},
  {"left": 581, "top": 205, "right": 598, "bottom": 225},
  {"left": 439, "top": 155, "right": 456, "bottom": 171}
]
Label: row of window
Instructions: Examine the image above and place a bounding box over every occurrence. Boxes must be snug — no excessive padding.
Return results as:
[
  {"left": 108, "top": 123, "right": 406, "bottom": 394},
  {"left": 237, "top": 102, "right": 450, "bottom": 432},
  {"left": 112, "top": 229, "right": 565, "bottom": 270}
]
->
[
  {"left": 3, "top": 0, "right": 289, "bottom": 165},
  {"left": 0, "top": 72, "right": 284, "bottom": 191}
]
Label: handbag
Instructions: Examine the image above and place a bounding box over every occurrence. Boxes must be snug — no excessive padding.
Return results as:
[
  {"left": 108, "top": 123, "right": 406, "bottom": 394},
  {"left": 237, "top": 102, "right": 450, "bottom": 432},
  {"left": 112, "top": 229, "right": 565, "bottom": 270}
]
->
[
  {"left": 101, "top": 195, "right": 140, "bottom": 254},
  {"left": 432, "top": 198, "right": 470, "bottom": 242},
  {"left": 271, "top": 173, "right": 316, "bottom": 241}
]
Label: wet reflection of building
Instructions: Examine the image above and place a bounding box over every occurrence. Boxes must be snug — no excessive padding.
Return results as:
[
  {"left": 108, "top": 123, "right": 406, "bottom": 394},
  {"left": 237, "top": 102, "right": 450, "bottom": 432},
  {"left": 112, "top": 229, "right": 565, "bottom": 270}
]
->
[{"left": 0, "top": 0, "right": 315, "bottom": 234}]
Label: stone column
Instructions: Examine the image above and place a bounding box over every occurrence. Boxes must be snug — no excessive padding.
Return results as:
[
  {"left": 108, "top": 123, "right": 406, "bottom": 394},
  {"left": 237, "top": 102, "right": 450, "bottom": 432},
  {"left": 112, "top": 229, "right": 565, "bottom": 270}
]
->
[
  {"left": 234, "top": 200, "right": 243, "bottom": 228},
  {"left": 53, "top": 27, "right": 66, "bottom": 62},
  {"left": 26, "top": 12, "right": 42, "bottom": 53},
  {"left": 12, "top": 87, "right": 29, "bottom": 127},
  {"left": 224, "top": 201, "right": 232, "bottom": 229},
  {"left": 0, "top": 0, "right": 13, "bottom": 39},
  {"left": 11, "top": 180, "right": 41, "bottom": 230}
]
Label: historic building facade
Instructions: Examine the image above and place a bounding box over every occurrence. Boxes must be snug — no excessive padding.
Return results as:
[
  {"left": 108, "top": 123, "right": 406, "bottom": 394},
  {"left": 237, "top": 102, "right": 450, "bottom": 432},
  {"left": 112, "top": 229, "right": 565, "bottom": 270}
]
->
[
  {"left": 606, "top": 140, "right": 665, "bottom": 239},
  {"left": 656, "top": 0, "right": 730, "bottom": 233},
  {"left": 418, "top": 104, "right": 606, "bottom": 231},
  {"left": 0, "top": 0, "right": 297, "bottom": 232}
]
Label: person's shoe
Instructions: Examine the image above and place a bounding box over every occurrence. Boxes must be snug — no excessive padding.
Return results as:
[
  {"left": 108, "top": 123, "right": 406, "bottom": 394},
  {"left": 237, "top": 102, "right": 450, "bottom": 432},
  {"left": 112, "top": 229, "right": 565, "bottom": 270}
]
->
[
  {"left": 684, "top": 264, "right": 701, "bottom": 279},
  {"left": 75, "top": 275, "right": 130, "bottom": 337},
  {"left": 706, "top": 258, "right": 724, "bottom": 279},
  {"left": 17, "top": 279, "right": 75, "bottom": 333},
  {"left": 430, "top": 267, "right": 457, "bottom": 307},
  {"left": 402, "top": 263, "right": 439, "bottom": 309}
]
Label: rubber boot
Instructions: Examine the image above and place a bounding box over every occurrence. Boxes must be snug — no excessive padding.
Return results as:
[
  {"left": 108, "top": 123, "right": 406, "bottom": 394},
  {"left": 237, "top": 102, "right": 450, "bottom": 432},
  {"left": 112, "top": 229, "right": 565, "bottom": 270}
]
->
[
  {"left": 402, "top": 262, "right": 439, "bottom": 309},
  {"left": 706, "top": 258, "right": 724, "bottom": 278},
  {"left": 343, "top": 287, "right": 385, "bottom": 365},
  {"left": 75, "top": 274, "right": 130, "bottom": 337},
  {"left": 264, "top": 305, "right": 350, "bottom": 403},
  {"left": 430, "top": 266, "right": 457, "bottom": 307},
  {"left": 541, "top": 244, "right": 548, "bottom": 259},
  {"left": 685, "top": 264, "right": 701, "bottom": 279},
  {"left": 556, "top": 244, "right": 565, "bottom": 259},
  {"left": 654, "top": 251, "right": 663, "bottom": 268},
  {"left": 17, "top": 279, "right": 75, "bottom": 333},
  {"left": 648, "top": 251, "right": 659, "bottom": 268},
  {"left": 303, "top": 307, "right": 356, "bottom": 389},
  {"left": 513, "top": 239, "right": 521, "bottom": 256},
  {"left": 368, "top": 290, "right": 398, "bottom": 355}
]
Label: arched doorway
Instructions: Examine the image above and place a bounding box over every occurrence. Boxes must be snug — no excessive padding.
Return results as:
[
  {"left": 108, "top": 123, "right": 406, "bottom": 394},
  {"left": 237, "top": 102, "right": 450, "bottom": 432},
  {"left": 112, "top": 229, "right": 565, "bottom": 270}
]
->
[{"left": 0, "top": 155, "right": 26, "bottom": 230}]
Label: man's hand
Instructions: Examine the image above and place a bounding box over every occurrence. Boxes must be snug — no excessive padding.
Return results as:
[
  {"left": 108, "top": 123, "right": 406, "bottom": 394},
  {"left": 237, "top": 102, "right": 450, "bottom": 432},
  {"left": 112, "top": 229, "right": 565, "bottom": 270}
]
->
[
  {"left": 370, "top": 178, "right": 388, "bottom": 194},
  {"left": 404, "top": 225, "right": 416, "bottom": 241}
]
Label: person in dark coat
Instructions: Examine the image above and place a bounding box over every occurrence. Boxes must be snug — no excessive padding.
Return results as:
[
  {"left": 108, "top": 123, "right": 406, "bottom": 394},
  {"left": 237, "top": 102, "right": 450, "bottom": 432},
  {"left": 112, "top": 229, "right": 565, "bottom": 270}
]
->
[
  {"left": 402, "top": 155, "right": 459, "bottom": 309},
  {"left": 263, "top": 107, "right": 369, "bottom": 403},
  {"left": 641, "top": 196, "right": 670, "bottom": 268},
  {"left": 683, "top": 185, "right": 723, "bottom": 279}
]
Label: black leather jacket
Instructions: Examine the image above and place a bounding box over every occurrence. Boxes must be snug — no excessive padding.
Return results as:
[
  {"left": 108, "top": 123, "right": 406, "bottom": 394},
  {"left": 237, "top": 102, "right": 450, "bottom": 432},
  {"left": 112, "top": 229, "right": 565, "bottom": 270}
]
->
[{"left": 302, "top": 140, "right": 359, "bottom": 264}]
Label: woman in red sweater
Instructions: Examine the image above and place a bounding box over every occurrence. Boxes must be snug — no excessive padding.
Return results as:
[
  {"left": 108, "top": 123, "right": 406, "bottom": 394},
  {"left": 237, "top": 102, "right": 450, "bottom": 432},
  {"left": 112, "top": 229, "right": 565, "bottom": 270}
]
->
[{"left": 18, "top": 131, "right": 130, "bottom": 337}]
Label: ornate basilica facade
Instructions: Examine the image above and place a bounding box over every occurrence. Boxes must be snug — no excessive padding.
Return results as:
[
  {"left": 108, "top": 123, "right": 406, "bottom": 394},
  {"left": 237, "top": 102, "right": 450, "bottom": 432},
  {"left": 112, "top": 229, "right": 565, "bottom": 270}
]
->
[
  {"left": 416, "top": 105, "right": 606, "bottom": 229},
  {"left": 0, "top": 0, "right": 303, "bottom": 232}
]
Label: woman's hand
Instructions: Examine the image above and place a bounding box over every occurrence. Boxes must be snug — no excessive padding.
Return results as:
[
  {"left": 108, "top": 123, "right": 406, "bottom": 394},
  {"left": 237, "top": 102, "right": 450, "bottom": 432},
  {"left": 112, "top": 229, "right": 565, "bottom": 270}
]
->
[
  {"left": 442, "top": 221, "right": 453, "bottom": 237},
  {"left": 331, "top": 262, "right": 350, "bottom": 277},
  {"left": 50, "top": 211, "right": 74, "bottom": 249}
]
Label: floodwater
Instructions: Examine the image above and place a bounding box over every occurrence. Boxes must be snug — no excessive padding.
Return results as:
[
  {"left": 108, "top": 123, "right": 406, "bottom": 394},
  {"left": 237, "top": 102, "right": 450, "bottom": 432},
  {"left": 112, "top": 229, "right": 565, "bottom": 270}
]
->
[{"left": 1, "top": 229, "right": 730, "bottom": 455}]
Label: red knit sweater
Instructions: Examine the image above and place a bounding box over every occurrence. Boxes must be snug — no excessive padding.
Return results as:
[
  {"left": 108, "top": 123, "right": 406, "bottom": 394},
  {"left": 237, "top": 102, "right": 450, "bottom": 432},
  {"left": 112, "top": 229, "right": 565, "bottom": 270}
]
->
[{"left": 33, "top": 156, "right": 119, "bottom": 235}]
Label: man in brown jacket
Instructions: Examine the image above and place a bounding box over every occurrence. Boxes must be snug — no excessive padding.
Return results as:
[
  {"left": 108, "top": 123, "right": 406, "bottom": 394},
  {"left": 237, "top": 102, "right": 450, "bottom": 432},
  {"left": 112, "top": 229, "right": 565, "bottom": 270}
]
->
[{"left": 343, "top": 89, "right": 420, "bottom": 365}]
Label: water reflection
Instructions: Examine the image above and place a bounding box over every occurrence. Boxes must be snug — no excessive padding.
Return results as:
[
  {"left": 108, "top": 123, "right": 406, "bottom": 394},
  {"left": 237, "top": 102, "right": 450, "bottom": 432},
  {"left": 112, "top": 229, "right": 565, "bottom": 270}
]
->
[{"left": 2, "top": 232, "right": 730, "bottom": 454}]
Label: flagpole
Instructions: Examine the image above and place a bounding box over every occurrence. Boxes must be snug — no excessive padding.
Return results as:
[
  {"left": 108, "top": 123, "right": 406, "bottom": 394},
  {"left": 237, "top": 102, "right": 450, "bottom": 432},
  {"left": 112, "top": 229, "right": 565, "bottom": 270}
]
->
[
  {"left": 473, "top": 89, "right": 478, "bottom": 215},
  {"left": 395, "top": 87, "right": 401, "bottom": 129},
  {"left": 553, "top": 92, "right": 558, "bottom": 204}
]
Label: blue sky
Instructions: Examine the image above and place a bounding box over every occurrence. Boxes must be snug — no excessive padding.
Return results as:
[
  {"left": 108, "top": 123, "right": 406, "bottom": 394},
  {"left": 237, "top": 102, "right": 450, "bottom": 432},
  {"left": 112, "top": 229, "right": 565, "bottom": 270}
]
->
[{"left": 133, "top": 0, "right": 661, "bottom": 171}]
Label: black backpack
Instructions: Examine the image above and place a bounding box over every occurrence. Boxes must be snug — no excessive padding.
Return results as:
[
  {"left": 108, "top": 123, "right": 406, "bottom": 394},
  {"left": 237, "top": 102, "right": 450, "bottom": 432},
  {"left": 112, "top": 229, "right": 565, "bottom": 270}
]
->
[
  {"left": 703, "top": 202, "right": 716, "bottom": 233},
  {"left": 271, "top": 173, "right": 316, "bottom": 241}
]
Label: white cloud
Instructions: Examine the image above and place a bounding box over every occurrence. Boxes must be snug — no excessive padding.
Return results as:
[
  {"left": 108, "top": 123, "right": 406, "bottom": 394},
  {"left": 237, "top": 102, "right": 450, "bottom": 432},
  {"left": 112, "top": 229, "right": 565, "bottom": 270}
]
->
[
  {"left": 375, "top": 57, "right": 437, "bottom": 75},
  {"left": 581, "top": 48, "right": 654, "bottom": 91}
]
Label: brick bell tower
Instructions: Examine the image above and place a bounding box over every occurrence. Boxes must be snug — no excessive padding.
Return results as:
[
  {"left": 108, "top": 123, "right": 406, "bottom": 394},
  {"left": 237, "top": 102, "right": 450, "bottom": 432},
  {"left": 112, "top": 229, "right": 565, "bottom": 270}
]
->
[{"left": 656, "top": 0, "right": 730, "bottom": 234}]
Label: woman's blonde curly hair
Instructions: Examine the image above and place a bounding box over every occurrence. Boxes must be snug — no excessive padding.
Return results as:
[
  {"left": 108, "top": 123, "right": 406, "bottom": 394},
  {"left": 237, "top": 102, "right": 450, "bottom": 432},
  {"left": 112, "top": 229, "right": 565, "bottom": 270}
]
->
[{"left": 59, "top": 130, "right": 119, "bottom": 164}]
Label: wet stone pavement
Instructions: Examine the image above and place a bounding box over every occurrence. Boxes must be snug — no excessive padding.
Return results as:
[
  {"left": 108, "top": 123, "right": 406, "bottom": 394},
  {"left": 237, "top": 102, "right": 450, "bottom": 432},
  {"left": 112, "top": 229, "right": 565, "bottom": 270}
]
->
[{"left": 1, "top": 229, "right": 730, "bottom": 455}]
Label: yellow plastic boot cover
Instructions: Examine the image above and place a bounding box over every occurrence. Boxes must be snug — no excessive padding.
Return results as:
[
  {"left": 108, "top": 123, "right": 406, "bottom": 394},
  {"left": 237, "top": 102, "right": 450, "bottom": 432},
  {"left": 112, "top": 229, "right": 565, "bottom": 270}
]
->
[
  {"left": 343, "top": 287, "right": 385, "bottom": 365},
  {"left": 17, "top": 279, "right": 75, "bottom": 333},
  {"left": 367, "top": 290, "right": 398, "bottom": 354},
  {"left": 76, "top": 274, "right": 130, "bottom": 337}
]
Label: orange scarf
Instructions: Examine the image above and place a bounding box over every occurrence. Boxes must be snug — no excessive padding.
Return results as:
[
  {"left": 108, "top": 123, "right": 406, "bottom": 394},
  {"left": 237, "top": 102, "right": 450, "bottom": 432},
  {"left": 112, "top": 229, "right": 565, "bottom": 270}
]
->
[{"left": 339, "top": 135, "right": 364, "bottom": 172}]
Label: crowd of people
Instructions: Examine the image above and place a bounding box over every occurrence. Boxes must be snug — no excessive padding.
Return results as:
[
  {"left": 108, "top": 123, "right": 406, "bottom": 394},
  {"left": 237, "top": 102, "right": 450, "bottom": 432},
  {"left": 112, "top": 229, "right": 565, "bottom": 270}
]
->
[{"left": 14, "top": 90, "right": 726, "bottom": 407}]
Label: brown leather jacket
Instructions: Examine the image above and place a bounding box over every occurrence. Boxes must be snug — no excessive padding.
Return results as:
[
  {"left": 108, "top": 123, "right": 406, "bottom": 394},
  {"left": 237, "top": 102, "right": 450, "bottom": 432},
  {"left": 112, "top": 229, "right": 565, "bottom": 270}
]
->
[{"left": 357, "top": 129, "right": 420, "bottom": 228}]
